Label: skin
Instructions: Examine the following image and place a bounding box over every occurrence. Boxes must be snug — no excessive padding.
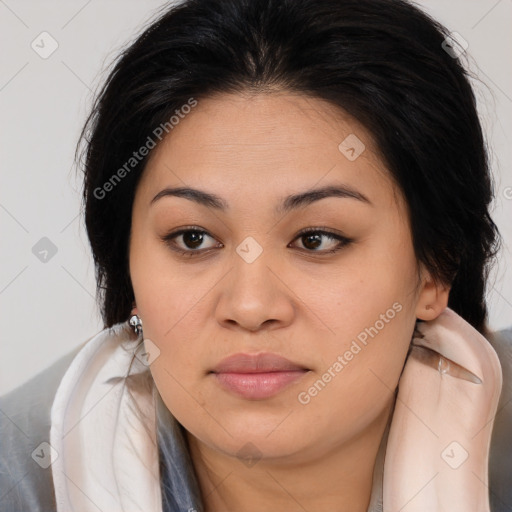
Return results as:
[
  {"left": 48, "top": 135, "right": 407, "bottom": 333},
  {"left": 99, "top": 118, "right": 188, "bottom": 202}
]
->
[{"left": 129, "top": 91, "right": 449, "bottom": 512}]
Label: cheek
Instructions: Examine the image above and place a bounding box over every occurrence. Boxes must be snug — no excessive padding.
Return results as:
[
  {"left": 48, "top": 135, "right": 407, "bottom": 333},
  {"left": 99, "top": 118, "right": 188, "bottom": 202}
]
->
[
  {"left": 285, "top": 237, "right": 418, "bottom": 424},
  {"left": 129, "top": 226, "right": 203, "bottom": 332},
  {"left": 287, "top": 241, "right": 418, "bottom": 358},
  {"left": 291, "top": 307, "right": 414, "bottom": 449}
]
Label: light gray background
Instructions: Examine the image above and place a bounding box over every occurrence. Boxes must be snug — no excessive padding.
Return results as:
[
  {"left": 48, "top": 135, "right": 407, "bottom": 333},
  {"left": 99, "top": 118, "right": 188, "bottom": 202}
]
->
[{"left": 1, "top": 0, "right": 511, "bottom": 395}]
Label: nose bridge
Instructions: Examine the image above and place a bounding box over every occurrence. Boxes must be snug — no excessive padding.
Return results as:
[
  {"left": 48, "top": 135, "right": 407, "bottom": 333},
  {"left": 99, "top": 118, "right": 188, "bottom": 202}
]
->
[
  {"left": 216, "top": 235, "right": 294, "bottom": 331},
  {"left": 231, "top": 234, "right": 277, "bottom": 300}
]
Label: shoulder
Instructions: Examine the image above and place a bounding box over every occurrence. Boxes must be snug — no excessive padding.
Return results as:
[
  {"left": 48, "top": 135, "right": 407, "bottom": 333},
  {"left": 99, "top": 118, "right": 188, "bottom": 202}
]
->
[
  {"left": 487, "top": 327, "right": 512, "bottom": 512},
  {"left": 0, "top": 342, "right": 85, "bottom": 511}
]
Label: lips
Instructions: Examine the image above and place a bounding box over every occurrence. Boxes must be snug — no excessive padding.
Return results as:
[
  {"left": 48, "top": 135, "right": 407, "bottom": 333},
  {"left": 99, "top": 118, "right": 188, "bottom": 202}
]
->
[
  {"left": 210, "top": 353, "right": 310, "bottom": 400},
  {"left": 211, "top": 352, "right": 309, "bottom": 374}
]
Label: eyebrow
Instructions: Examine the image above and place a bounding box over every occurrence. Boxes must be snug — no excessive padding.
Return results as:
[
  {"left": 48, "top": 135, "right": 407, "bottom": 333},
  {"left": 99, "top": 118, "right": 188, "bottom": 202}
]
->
[{"left": 150, "top": 184, "right": 371, "bottom": 214}]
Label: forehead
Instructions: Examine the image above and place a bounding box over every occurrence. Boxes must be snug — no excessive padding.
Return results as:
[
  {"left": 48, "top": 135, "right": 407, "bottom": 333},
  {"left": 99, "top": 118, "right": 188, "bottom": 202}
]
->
[{"left": 138, "top": 92, "right": 400, "bottom": 211}]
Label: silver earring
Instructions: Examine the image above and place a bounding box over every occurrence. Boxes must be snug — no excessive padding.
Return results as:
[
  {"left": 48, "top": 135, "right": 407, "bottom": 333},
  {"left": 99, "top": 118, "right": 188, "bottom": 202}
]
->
[{"left": 129, "top": 314, "right": 143, "bottom": 335}]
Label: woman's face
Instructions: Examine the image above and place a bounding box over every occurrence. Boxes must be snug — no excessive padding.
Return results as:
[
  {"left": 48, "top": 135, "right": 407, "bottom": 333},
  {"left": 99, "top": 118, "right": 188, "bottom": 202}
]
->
[{"left": 129, "top": 92, "right": 444, "bottom": 463}]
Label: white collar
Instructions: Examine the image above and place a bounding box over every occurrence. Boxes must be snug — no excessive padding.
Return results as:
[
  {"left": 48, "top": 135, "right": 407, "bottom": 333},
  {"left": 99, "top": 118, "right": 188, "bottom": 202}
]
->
[{"left": 50, "top": 322, "right": 163, "bottom": 511}]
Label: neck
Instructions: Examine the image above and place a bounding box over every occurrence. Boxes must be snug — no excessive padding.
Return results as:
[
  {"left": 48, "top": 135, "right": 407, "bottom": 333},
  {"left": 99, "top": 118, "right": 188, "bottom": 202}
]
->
[{"left": 186, "top": 397, "right": 393, "bottom": 512}]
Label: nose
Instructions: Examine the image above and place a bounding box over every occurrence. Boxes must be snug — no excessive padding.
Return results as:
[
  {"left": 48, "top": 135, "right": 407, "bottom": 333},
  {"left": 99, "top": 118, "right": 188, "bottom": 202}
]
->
[{"left": 215, "top": 247, "right": 296, "bottom": 333}]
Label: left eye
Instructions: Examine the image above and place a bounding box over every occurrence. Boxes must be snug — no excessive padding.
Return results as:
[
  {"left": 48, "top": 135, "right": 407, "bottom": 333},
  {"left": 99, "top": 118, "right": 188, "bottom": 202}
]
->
[
  {"left": 291, "top": 228, "right": 351, "bottom": 253},
  {"left": 161, "top": 227, "right": 352, "bottom": 256}
]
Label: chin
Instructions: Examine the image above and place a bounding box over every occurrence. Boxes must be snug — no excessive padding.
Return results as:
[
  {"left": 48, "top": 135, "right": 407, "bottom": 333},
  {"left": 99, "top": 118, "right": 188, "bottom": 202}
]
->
[
  {"left": 216, "top": 435, "right": 306, "bottom": 464},
  {"left": 197, "top": 420, "right": 310, "bottom": 458}
]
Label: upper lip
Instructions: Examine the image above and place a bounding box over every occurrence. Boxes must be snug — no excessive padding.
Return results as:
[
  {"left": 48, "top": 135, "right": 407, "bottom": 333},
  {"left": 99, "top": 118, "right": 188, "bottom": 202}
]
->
[{"left": 211, "top": 353, "right": 309, "bottom": 373}]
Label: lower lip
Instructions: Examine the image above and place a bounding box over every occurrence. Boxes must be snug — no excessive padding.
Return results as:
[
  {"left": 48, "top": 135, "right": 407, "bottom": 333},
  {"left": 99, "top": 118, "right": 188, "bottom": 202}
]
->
[{"left": 212, "top": 371, "right": 308, "bottom": 400}]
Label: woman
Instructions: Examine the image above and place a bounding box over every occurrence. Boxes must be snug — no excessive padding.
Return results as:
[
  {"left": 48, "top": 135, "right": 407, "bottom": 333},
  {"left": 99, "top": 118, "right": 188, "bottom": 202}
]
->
[{"left": 1, "top": 0, "right": 511, "bottom": 510}]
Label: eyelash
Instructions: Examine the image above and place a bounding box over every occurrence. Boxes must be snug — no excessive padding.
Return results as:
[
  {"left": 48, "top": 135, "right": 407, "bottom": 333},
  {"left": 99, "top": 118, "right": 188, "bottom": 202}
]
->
[{"left": 160, "top": 226, "right": 353, "bottom": 258}]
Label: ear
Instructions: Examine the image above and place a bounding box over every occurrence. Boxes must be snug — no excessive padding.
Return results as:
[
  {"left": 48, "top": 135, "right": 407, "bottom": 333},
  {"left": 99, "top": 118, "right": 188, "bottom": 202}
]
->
[
  {"left": 415, "top": 267, "right": 450, "bottom": 321},
  {"left": 131, "top": 303, "right": 139, "bottom": 317}
]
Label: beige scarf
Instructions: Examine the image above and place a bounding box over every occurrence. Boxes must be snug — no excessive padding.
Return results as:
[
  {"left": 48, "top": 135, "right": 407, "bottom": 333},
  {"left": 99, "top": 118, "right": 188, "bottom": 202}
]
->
[
  {"left": 50, "top": 307, "right": 502, "bottom": 511},
  {"left": 380, "top": 308, "right": 503, "bottom": 511}
]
